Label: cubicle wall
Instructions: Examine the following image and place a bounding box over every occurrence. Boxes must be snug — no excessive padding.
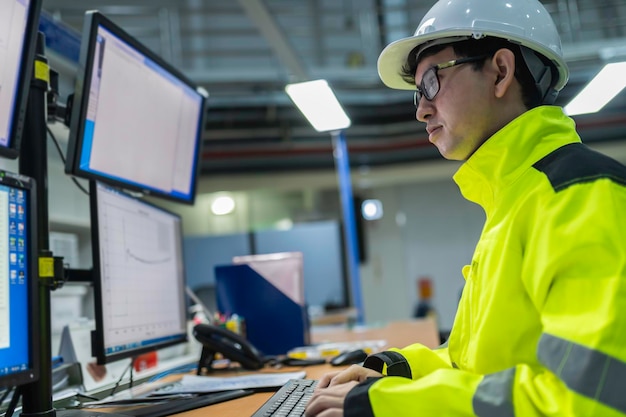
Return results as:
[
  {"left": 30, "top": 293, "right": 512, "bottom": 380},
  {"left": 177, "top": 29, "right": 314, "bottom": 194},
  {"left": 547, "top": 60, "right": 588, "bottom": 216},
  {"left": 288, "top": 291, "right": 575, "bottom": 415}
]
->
[
  {"left": 183, "top": 220, "right": 347, "bottom": 310},
  {"left": 184, "top": 232, "right": 252, "bottom": 289}
]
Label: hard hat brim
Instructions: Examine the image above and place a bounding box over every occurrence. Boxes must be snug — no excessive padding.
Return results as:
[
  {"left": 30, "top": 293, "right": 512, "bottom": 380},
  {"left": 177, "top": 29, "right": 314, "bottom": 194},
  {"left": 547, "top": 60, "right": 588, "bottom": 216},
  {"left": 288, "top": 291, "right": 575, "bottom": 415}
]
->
[
  {"left": 377, "top": 30, "right": 472, "bottom": 91},
  {"left": 377, "top": 30, "right": 569, "bottom": 92}
]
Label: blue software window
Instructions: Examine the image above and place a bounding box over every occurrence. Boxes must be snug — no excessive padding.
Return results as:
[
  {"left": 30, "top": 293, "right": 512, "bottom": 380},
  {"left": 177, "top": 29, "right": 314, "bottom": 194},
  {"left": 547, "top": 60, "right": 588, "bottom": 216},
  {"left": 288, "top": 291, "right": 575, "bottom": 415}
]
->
[{"left": 0, "top": 183, "right": 30, "bottom": 376}]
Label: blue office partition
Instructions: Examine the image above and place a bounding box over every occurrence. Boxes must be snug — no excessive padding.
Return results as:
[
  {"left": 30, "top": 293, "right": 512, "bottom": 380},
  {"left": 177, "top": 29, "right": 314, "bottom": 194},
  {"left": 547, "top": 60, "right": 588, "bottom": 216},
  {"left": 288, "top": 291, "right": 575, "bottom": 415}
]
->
[{"left": 215, "top": 264, "right": 310, "bottom": 356}]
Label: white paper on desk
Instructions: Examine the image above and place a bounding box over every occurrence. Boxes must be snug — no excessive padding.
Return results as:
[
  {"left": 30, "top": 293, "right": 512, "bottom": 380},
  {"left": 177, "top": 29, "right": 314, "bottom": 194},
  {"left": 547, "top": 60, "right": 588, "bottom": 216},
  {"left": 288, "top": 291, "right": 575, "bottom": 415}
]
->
[{"left": 151, "top": 371, "right": 306, "bottom": 395}]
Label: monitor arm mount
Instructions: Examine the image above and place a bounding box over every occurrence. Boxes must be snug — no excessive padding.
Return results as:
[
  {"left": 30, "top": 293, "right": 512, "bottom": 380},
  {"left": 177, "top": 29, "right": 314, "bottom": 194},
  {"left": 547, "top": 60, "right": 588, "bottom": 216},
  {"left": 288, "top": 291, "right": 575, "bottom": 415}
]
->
[
  {"left": 47, "top": 67, "right": 72, "bottom": 128},
  {"left": 46, "top": 66, "right": 93, "bottom": 287}
]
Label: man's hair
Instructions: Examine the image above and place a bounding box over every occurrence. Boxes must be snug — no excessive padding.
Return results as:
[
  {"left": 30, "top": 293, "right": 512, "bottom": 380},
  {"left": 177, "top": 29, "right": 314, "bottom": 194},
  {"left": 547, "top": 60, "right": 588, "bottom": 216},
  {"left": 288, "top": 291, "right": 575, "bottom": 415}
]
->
[{"left": 400, "top": 37, "right": 544, "bottom": 109}]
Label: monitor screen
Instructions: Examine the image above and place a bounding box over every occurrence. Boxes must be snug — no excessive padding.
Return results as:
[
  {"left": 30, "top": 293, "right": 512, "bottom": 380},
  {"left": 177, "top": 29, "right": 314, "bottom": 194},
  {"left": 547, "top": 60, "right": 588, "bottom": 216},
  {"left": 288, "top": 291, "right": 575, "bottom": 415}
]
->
[
  {"left": 90, "top": 181, "right": 188, "bottom": 365},
  {"left": 66, "top": 11, "right": 207, "bottom": 204},
  {"left": 0, "top": 170, "right": 39, "bottom": 387},
  {"left": 0, "top": 0, "right": 42, "bottom": 159}
]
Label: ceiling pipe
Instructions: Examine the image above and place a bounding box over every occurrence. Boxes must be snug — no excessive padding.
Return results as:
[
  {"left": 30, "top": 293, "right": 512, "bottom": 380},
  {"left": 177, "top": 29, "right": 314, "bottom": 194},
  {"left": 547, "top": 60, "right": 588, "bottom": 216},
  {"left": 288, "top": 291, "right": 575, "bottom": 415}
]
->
[
  {"left": 201, "top": 112, "right": 626, "bottom": 160},
  {"left": 236, "top": 0, "right": 309, "bottom": 82}
]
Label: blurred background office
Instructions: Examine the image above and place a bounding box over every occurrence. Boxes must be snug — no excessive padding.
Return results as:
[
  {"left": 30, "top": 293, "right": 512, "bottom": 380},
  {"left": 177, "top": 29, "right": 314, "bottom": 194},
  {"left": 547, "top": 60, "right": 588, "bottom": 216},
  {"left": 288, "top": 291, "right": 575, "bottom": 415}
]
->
[{"left": 4, "top": 0, "right": 626, "bottom": 341}]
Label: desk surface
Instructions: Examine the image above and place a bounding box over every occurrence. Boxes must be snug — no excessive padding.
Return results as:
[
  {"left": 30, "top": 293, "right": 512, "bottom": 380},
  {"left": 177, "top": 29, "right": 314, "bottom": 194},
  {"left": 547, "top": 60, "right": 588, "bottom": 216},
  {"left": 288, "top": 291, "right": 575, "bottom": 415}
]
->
[
  {"left": 97, "top": 318, "right": 439, "bottom": 416},
  {"left": 175, "top": 318, "right": 439, "bottom": 416},
  {"left": 310, "top": 318, "right": 440, "bottom": 350},
  {"left": 176, "top": 364, "right": 335, "bottom": 417}
]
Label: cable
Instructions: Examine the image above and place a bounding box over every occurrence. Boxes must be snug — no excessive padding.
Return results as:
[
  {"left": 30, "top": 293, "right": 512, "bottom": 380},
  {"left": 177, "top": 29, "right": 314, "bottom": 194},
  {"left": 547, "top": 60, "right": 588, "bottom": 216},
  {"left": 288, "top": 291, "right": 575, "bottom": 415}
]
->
[
  {"left": 74, "top": 392, "right": 99, "bottom": 401},
  {"left": 0, "top": 387, "right": 13, "bottom": 405},
  {"left": 147, "top": 362, "right": 198, "bottom": 383},
  {"left": 108, "top": 360, "right": 133, "bottom": 397},
  {"left": 4, "top": 386, "right": 21, "bottom": 417},
  {"left": 46, "top": 125, "right": 66, "bottom": 164},
  {"left": 45, "top": 125, "right": 89, "bottom": 196},
  {"left": 129, "top": 357, "right": 136, "bottom": 390}
]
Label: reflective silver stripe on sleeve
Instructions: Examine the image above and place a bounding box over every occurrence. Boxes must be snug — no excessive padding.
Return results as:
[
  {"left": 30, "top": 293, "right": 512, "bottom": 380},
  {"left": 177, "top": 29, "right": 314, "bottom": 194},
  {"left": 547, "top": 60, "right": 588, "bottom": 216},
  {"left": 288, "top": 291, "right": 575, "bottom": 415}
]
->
[
  {"left": 538, "top": 333, "right": 626, "bottom": 413},
  {"left": 472, "top": 367, "right": 516, "bottom": 417}
]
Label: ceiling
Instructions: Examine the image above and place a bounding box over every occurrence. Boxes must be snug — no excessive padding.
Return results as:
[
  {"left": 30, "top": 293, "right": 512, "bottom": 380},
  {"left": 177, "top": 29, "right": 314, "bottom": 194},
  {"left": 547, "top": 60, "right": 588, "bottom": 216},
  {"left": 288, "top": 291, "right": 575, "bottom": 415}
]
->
[{"left": 41, "top": 0, "right": 626, "bottom": 176}]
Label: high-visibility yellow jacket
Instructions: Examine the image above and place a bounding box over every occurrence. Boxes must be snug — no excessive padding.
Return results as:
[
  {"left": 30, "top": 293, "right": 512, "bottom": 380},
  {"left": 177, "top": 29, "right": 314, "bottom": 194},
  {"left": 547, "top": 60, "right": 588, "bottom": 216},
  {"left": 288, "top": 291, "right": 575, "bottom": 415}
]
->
[{"left": 346, "top": 106, "right": 626, "bottom": 417}]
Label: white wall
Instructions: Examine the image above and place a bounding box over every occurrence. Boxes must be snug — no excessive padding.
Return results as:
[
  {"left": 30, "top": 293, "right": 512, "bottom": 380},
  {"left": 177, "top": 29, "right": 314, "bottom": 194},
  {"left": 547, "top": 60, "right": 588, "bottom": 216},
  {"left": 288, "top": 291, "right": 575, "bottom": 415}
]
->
[
  {"left": 358, "top": 186, "right": 410, "bottom": 324},
  {"left": 348, "top": 179, "right": 482, "bottom": 330}
]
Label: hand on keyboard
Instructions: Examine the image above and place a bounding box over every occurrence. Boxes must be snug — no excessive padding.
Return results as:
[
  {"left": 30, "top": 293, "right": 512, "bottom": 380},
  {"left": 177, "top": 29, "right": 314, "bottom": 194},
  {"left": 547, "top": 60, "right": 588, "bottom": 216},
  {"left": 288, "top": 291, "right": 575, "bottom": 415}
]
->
[
  {"left": 251, "top": 379, "right": 318, "bottom": 417},
  {"left": 304, "top": 365, "right": 383, "bottom": 416}
]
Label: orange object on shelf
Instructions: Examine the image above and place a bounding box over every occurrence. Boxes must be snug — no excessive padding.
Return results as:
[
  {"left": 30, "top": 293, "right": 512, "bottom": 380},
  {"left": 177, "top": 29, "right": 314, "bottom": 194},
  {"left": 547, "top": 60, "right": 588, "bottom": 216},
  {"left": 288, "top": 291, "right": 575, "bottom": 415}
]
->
[{"left": 133, "top": 351, "right": 158, "bottom": 372}]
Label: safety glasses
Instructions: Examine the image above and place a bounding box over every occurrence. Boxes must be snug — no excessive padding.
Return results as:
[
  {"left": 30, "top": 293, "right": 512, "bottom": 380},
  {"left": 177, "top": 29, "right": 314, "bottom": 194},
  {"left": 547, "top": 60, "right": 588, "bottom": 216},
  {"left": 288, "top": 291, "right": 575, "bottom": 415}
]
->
[{"left": 413, "top": 55, "right": 487, "bottom": 108}]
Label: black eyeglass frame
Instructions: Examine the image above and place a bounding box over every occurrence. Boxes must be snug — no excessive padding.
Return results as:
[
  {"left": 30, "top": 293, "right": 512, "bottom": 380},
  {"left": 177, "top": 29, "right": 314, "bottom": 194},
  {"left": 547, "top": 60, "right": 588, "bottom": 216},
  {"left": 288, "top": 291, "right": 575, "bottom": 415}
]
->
[{"left": 413, "top": 55, "right": 488, "bottom": 108}]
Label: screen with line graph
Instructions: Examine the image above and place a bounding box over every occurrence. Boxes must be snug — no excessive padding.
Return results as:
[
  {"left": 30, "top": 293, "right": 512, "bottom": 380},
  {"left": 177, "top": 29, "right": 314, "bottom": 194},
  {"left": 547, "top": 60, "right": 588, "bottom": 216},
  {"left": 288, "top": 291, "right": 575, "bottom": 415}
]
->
[{"left": 90, "top": 181, "right": 188, "bottom": 365}]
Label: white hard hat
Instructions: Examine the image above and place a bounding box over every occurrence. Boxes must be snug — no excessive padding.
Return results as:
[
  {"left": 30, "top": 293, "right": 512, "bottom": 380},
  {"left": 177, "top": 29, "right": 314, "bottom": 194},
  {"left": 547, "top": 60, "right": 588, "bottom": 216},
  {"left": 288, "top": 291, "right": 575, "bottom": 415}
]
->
[{"left": 377, "top": 0, "right": 569, "bottom": 97}]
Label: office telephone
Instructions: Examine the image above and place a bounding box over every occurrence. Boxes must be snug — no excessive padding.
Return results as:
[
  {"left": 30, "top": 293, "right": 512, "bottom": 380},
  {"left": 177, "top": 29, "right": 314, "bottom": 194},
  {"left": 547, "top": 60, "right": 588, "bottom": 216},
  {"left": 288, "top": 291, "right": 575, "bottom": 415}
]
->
[{"left": 193, "top": 323, "right": 266, "bottom": 372}]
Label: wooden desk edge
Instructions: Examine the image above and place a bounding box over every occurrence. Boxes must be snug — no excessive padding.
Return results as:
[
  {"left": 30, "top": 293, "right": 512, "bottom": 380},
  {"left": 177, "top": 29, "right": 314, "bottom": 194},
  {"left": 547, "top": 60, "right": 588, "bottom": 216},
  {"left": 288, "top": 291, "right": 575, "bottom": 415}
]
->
[{"left": 175, "top": 364, "right": 338, "bottom": 417}]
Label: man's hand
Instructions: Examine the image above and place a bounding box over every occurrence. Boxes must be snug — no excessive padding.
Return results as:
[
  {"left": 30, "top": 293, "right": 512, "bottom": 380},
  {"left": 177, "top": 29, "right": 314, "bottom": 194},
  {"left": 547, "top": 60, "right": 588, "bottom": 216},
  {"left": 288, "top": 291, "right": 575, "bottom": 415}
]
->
[
  {"left": 305, "top": 365, "right": 383, "bottom": 416},
  {"left": 305, "top": 380, "right": 359, "bottom": 417},
  {"left": 318, "top": 364, "right": 383, "bottom": 387}
]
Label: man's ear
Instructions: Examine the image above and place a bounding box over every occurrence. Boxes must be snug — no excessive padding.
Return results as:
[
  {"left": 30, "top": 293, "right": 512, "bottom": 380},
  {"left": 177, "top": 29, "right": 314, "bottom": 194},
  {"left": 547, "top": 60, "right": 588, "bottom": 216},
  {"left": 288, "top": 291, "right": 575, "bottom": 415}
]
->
[{"left": 491, "top": 48, "right": 516, "bottom": 99}]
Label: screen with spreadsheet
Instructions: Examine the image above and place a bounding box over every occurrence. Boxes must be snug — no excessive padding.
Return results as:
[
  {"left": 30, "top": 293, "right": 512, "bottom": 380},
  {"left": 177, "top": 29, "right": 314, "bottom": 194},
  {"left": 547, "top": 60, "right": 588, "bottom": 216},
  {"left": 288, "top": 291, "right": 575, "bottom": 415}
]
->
[
  {"left": 66, "top": 11, "right": 207, "bottom": 204},
  {"left": 90, "top": 181, "right": 188, "bottom": 365},
  {"left": 0, "top": 0, "right": 42, "bottom": 158},
  {"left": 0, "top": 170, "right": 39, "bottom": 387}
]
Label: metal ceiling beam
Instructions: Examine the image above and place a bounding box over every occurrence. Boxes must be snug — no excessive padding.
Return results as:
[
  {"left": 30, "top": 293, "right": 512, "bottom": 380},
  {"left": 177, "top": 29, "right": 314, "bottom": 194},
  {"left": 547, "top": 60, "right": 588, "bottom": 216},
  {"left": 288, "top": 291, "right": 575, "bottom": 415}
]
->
[{"left": 235, "top": 0, "right": 309, "bottom": 82}]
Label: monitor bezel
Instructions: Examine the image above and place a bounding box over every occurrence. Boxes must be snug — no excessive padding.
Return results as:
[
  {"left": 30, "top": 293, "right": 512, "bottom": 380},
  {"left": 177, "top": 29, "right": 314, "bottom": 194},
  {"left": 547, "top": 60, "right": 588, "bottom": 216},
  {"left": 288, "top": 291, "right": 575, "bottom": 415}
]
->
[
  {"left": 89, "top": 180, "right": 189, "bottom": 365},
  {"left": 0, "top": 0, "right": 43, "bottom": 159},
  {"left": 65, "top": 11, "right": 207, "bottom": 205},
  {"left": 0, "top": 171, "right": 40, "bottom": 388}
]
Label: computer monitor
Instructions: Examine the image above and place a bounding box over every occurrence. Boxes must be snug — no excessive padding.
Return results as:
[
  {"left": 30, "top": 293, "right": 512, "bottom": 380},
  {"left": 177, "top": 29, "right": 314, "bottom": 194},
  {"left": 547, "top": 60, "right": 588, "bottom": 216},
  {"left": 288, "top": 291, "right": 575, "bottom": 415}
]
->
[
  {"left": 0, "top": 170, "right": 39, "bottom": 388},
  {"left": 90, "top": 181, "right": 188, "bottom": 365},
  {"left": 66, "top": 11, "right": 207, "bottom": 205},
  {"left": 0, "top": 0, "right": 42, "bottom": 159}
]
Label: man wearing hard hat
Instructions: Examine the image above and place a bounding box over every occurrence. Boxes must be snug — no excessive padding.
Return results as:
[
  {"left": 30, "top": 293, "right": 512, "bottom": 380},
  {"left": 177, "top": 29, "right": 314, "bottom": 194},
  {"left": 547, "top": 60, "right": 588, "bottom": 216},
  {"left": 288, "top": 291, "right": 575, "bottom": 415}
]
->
[{"left": 305, "top": 0, "right": 626, "bottom": 416}]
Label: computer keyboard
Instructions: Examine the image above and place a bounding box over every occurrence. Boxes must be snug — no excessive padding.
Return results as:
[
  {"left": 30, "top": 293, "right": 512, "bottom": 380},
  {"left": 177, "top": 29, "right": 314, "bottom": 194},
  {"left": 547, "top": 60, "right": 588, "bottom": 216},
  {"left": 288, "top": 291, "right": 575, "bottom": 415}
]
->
[{"left": 251, "top": 379, "right": 318, "bottom": 417}]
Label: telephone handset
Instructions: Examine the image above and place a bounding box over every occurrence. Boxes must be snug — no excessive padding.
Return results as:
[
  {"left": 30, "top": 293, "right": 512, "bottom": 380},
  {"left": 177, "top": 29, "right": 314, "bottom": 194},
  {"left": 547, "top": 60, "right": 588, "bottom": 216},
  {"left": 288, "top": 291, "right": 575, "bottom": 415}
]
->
[{"left": 193, "top": 323, "right": 266, "bottom": 372}]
